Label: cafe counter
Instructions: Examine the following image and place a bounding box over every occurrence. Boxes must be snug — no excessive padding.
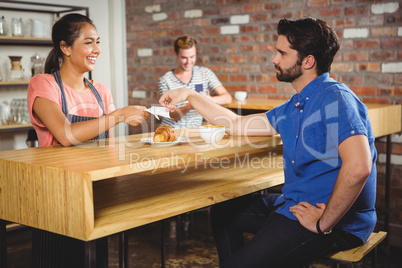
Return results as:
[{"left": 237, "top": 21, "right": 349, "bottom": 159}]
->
[{"left": 0, "top": 129, "right": 284, "bottom": 241}]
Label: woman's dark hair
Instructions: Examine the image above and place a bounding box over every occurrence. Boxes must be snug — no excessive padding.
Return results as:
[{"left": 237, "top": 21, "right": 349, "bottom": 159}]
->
[
  {"left": 44, "top": 13, "right": 95, "bottom": 74},
  {"left": 277, "top": 17, "right": 340, "bottom": 76}
]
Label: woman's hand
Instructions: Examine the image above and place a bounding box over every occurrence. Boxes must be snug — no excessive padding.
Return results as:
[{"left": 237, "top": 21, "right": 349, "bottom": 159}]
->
[{"left": 117, "top": 105, "right": 149, "bottom": 126}]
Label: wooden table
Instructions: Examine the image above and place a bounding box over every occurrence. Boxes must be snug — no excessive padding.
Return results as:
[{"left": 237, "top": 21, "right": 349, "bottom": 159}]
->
[
  {"left": 0, "top": 129, "right": 285, "bottom": 267},
  {"left": 225, "top": 98, "right": 401, "bottom": 138},
  {"left": 225, "top": 98, "right": 287, "bottom": 111}
]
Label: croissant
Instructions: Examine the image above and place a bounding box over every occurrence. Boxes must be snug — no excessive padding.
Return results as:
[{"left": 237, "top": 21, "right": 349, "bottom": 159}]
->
[{"left": 153, "top": 125, "right": 176, "bottom": 142}]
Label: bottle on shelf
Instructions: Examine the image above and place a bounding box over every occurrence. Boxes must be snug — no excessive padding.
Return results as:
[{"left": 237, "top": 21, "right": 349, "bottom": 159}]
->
[
  {"left": 0, "top": 58, "right": 3, "bottom": 81},
  {"left": 0, "top": 16, "right": 7, "bottom": 36},
  {"left": 0, "top": 101, "right": 10, "bottom": 126},
  {"left": 31, "top": 53, "right": 45, "bottom": 77},
  {"left": 11, "top": 17, "right": 24, "bottom": 37}
]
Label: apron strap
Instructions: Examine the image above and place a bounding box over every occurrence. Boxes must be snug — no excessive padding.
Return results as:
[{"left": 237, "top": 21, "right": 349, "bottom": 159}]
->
[
  {"left": 52, "top": 70, "right": 107, "bottom": 116},
  {"left": 52, "top": 70, "right": 69, "bottom": 115},
  {"left": 84, "top": 77, "right": 106, "bottom": 115},
  {"left": 51, "top": 70, "right": 109, "bottom": 141}
]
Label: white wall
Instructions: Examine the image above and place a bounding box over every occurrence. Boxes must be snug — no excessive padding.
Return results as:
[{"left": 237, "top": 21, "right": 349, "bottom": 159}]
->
[{"left": 0, "top": 0, "right": 127, "bottom": 150}]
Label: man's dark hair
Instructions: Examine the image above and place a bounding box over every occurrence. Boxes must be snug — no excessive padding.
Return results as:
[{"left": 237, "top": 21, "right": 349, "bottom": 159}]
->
[{"left": 277, "top": 17, "right": 340, "bottom": 76}]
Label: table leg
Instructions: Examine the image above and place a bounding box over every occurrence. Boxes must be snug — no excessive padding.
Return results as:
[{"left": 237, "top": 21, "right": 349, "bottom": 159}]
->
[
  {"left": 97, "top": 237, "right": 109, "bottom": 268},
  {"left": 177, "top": 215, "right": 181, "bottom": 246},
  {"left": 384, "top": 135, "right": 391, "bottom": 244},
  {"left": 0, "top": 220, "right": 7, "bottom": 268},
  {"left": 124, "top": 232, "right": 129, "bottom": 267},
  {"left": 84, "top": 240, "right": 96, "bottom": 268},
  {"left": 119, "top": 231, "right": 129, "bottom": 268},
  {"left": 84, "top": 237, "right": 108, "bottom": 268},
  {"left": 119, "top": 233, "right": 123, "bottom": 268},
  {"left": 161, "top": 220, "right": 166, "bottom": 268}
]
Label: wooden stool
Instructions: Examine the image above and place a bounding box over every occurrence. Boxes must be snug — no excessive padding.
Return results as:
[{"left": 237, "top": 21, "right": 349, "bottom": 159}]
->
[{"left": 327, "top": 231, "right": 387, "bottom": 268}]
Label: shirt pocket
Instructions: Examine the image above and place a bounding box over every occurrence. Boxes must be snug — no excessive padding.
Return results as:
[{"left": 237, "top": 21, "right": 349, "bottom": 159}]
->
[{"left": 299, "top": 124, "right": 337, "bottom": 163}]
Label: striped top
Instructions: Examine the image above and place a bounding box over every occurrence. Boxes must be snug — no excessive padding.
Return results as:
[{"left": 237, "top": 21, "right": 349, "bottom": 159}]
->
[{"left": 158, "top": 66, "right": 222, "bottom": 129}]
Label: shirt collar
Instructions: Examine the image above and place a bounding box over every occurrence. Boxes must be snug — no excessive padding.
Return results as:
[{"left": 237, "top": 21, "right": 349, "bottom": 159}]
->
[{"left": 294, "top": 72, "right": 330, "bottom": 110}]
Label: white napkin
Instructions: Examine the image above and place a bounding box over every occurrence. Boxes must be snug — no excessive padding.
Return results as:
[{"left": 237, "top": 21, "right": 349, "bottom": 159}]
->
[{"left": 145, "top": 106, "right": 171, "bottom": 120}]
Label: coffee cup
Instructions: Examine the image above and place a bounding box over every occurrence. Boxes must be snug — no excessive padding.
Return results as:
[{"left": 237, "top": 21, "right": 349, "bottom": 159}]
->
[
  {"left": 235, "top": 91, "right": 248, "bottom": 102},
  {"left": 199, "top": 125, "right": 225, "bottom": 143}
]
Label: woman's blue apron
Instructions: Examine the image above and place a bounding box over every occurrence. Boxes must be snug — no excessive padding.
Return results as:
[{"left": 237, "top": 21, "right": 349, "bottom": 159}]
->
[{"left": 53, "top": 70, "right": 109, "bottom": 140}]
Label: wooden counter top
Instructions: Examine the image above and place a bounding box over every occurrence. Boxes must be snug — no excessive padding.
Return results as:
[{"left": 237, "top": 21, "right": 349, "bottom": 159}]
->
[
  {"left": 225, "top": 98, "right": 401, "bottom": 138},
  {"left": 366, "top": 103, "right": 401, "bottom": 138},
  {"left": 224, "top": 98, "right": 287, "bottom": 110},
  {"left": 0, "top": 128, "right": 281, "bottom": 181},
  {"left": 0, "top": 131, "right": 284, "bottom": 241}
]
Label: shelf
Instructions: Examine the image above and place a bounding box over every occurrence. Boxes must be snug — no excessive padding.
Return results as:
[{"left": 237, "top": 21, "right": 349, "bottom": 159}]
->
[
  {"left": 0, "top": 81, "right": 30, "bottom": 87},
  {"left": 0, "top": 1, "right": 89, "bottom": 16},
  {"left": 92, "top": 152, "right": 284, "bottom": 240},
  {"left": 0, "top": 1, "right": 89, "bottom": 136},
  {"left": 0, "top": 35, "right": 52, "bottom": 46},
  {"left": 0, "top": 123, "right": 32, "bottom": 132}
]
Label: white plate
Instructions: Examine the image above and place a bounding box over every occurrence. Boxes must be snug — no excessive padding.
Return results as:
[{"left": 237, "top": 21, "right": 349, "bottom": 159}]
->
[{"left": 140, "top": 137, "right": 188, "bottom": 147}]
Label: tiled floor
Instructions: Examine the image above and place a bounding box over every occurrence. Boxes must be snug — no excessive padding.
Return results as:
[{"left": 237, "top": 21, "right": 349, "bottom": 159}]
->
[{"left": 5, "top": 209, "right": 402, "bottom": 267}]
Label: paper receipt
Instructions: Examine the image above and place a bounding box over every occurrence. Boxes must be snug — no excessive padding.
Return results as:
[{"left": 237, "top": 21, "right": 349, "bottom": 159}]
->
[{"left": 145, "top": 106, "right": 171, "bottom": 120}]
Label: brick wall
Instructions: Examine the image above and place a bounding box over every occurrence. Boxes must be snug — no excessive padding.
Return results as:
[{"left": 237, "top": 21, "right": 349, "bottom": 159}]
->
[{"left": 125, "top": 0, "right": 402, "bottom": 243}]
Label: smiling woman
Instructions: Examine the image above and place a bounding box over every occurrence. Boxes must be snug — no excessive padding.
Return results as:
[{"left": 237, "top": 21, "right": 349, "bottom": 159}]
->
[
  {"left": 27, "top": 13, "right": 149, "bottom": 147},
  {"left": 25, "top": 13, "right": 149, "bottom": 268}
]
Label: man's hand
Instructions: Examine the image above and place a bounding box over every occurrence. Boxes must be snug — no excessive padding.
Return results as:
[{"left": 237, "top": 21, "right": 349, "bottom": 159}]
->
[
  {"left": 289, "top": 202, "right": 326, "bottom": 233},
  {"left": 159, "top": 88, "right": 194, "bottom": 111}
]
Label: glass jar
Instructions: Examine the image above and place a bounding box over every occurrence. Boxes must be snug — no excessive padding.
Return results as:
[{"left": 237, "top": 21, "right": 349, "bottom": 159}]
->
[
  {"left": 0, "top": 16, "right": 7, "bottom": 36},
  {"left": 0, "top": 101, "right": 10, "bottom": 125},
  {"left": 9, "top": 56, "right": 25, "bottom": 81},
  {"left": 31, "top": 53, "right": 45, "bottom": 77},
  {"left": 11, "top": 17, "right": 24, "bottom": 37}
]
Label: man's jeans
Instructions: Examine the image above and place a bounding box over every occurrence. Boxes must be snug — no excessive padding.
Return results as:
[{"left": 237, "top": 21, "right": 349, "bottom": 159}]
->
[{"left": 210, "top": 193, "right": 362, "bottom": 268}]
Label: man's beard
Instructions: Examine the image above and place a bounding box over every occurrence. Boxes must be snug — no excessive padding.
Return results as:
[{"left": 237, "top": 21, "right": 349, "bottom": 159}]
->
[{"left": 275, "top": 58, "right": 303, "bottom": 82}]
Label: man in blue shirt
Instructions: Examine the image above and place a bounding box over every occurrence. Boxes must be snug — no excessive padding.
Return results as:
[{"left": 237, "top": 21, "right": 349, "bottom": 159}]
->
[{"left": 159, "top": 18, "right": 376, "bottom": 267}]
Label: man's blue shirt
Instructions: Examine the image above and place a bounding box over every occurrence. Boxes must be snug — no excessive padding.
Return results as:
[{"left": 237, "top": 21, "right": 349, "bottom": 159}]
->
[{"left": 266, "top": 73, "right": 377, "bottom": 242}]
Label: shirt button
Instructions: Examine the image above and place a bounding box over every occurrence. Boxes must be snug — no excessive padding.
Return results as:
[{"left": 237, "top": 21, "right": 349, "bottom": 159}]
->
[
  {"left": 296, "top": 135, "right": 298, "bottom": 138},
  {"left": 351, "top": 130, "right": 355, "bottom": 134},
  {"left": 306, "top": 97, "right": 309, "bottom": 100},
  {"left": 292, "top": 160, "right": 295, "bottom": 164},
  {"left": 300, "top": 110, "right": 303, "bottom": 113}
]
